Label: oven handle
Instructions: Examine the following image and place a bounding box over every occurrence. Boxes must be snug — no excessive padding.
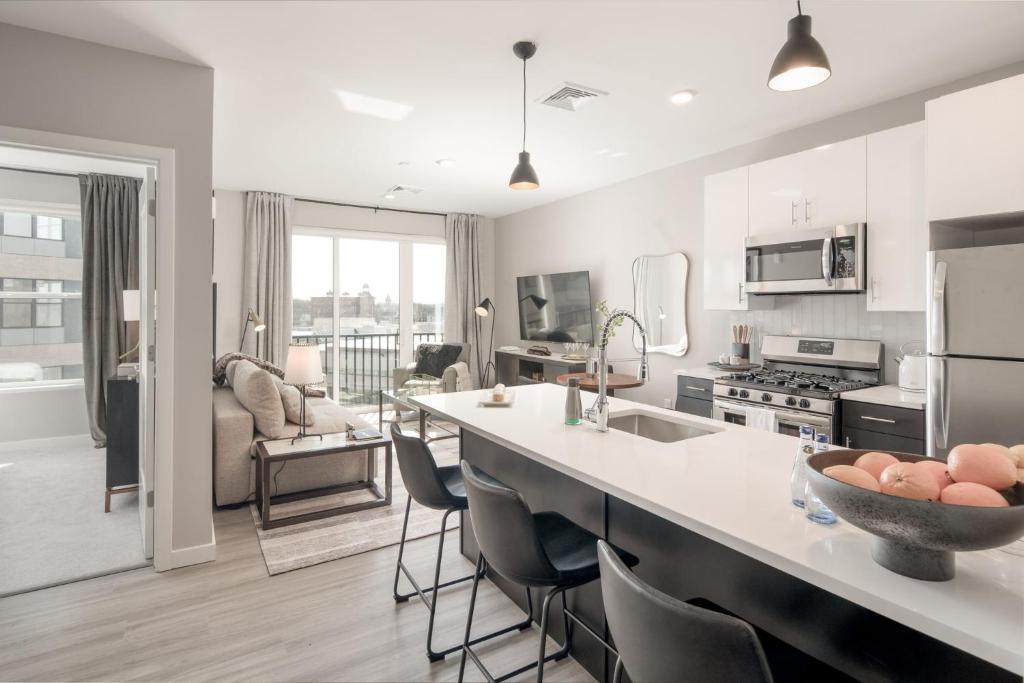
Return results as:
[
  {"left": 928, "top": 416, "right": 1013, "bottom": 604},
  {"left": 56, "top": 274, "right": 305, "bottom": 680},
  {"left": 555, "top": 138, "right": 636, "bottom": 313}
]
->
[{"left": 713, "top": 398, "right": 832, "bottom": 429}]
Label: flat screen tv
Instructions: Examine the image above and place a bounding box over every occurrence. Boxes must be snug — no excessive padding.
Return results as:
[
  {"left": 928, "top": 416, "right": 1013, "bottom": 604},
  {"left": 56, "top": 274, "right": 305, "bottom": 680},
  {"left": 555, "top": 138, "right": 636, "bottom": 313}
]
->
[{"left": 516, "top": 270, "right": 594, "bottom": 344}]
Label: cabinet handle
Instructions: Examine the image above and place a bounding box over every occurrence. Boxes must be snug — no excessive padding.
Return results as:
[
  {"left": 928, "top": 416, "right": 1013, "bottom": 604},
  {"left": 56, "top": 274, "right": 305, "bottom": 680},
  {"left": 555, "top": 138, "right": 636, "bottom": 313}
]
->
[
  {"left": 738, "top": 282, "right": 744, "bottom": 303},
  {"left": 805, "top": 199, "right": 812, "bottom": 223},
  {"left": 791, "top": 201, "right": 798, "bottom": 226},
  {"left": 685, "top": 385, "right": 707, "bottom": 392},
  {"left": 861, "top": 415, "right": 897, "bottom": 424},
  {"left": 845, "top": 436, "right": 853, "bottom": 448},
  {"left": 871, "top": 277, "right": 879, "bottom": 301}
]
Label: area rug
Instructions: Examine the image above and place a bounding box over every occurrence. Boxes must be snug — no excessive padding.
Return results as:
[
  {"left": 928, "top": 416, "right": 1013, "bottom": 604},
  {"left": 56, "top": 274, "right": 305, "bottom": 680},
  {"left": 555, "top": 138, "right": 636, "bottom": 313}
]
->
[
  {"left": 249, "top": 424, "right": 460, "bottom": 576},
  {"left": 0, "top": 435, "right": 149, "bottom": 597}
]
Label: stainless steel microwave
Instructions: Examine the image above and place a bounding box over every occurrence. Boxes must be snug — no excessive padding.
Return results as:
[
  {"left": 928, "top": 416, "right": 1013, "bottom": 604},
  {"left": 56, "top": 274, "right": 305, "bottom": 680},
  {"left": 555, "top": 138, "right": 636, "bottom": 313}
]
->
[{"left": 744, "top": 223, "right": 866, "bottom": 295}]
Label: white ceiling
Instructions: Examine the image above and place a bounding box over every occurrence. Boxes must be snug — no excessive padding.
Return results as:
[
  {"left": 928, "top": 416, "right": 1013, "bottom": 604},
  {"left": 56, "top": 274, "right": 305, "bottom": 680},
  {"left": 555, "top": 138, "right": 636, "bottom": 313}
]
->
[{"left": 2, "top": 1, "right": 1024, "bottom": 218}]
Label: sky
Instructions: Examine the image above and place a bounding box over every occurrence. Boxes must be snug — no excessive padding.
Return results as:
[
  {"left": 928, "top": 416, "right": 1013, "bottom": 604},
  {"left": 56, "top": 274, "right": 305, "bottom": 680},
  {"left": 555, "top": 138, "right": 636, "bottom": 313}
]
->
[{"left": 291, "top": 235, "right": 445, "bottom": 304}]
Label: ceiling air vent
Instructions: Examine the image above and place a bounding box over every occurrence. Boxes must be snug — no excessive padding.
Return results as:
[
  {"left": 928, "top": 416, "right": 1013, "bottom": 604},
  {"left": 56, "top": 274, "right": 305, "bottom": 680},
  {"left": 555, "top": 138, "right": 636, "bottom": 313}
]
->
[
  {"left": 387, "top": 184, "right": 424, "bottom": 195},
  {"left": 537, "top": 82, "right": 609, "bottom": 111}
]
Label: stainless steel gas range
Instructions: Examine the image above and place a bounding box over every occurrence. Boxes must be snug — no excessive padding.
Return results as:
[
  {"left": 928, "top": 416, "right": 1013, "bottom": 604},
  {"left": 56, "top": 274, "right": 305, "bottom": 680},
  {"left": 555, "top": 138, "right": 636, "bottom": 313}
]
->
[{"left": 712, "top": 335, "right": 884, "bottom": 443}]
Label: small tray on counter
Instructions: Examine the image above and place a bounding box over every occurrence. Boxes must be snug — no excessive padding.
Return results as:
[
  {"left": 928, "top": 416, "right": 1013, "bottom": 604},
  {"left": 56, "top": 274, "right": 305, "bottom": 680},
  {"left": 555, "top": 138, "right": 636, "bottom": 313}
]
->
[{"left": 707, "top": 361, "right": 760, "bottom": 372}]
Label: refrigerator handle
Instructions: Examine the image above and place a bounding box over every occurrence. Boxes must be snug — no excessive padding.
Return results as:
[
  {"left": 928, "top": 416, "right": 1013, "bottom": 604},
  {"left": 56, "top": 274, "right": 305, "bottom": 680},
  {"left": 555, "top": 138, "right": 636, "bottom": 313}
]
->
[
  {"left": 930, "top": 261, "right": 948, "bottom": 354},
  {"left": 928, "top": 355, "right": 948, "bottom": 452}
]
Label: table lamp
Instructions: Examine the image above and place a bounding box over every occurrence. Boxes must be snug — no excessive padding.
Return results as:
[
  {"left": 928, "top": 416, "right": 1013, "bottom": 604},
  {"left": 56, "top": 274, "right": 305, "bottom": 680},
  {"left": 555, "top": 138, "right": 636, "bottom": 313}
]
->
[
  {"left": 119, "top": 290, "right": 141, "bottom": 373},
  {"left": 284, "top": 342, "right": 324, "bottom": 443}
]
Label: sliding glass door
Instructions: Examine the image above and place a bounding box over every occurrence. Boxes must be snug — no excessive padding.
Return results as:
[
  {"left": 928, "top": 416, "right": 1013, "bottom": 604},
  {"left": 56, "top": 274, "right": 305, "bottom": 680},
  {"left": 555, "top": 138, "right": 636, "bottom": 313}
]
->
[{"left": 292, "top": 230, "right": 445, "bottom": 411}]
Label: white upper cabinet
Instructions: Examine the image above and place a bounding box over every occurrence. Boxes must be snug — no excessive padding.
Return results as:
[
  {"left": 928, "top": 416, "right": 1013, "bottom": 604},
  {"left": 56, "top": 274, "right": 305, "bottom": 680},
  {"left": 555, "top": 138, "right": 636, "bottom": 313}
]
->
[
  {"left": 704, "top": 167, "right": 750, "bottom": 310},
  {"left": 749, "top": 136, "right": 866, "bottom": 235},
  {"left": 927, "top": 73, "right": 1024, "bottom": 221},
  {"left": 866, "top": 121, "right": 927, "bottom": 312}
]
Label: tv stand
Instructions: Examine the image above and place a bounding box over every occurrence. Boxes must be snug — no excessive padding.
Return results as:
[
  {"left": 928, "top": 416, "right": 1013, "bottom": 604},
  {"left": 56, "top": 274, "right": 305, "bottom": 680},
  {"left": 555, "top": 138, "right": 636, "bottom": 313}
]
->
[{"left": 495, "top": 347, "right": 587, "bottom": 386}]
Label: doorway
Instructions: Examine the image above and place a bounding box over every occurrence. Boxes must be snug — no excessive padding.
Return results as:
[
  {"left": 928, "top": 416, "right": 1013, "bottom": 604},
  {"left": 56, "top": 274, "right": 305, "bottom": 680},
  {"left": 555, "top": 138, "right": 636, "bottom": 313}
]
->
[{"left": 0, "top": 145, "right": 157, "bottom": 596}]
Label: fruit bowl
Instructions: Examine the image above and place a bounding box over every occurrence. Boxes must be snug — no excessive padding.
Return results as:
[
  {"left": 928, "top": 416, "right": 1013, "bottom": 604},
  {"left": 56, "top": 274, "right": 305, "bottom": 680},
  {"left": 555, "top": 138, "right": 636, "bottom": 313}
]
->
[{"left": 806, "top": 449, "right": 1024, "bottom": 581}]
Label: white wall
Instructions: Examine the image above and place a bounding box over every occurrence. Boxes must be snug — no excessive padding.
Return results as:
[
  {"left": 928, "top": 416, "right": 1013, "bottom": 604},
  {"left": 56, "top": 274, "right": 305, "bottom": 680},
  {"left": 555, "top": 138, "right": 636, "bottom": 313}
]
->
[
  {"left": 213, "top": 191, "right": 495, "bottom": 360},
  {"left": 0, "top": 168, "right": 88, "bottom": 442},
  {"left": 495, "top": 61, "right": 1024, "bottom": 406},
  {"left": 0, "top": 22, "right": 215, "bottom": 559}
]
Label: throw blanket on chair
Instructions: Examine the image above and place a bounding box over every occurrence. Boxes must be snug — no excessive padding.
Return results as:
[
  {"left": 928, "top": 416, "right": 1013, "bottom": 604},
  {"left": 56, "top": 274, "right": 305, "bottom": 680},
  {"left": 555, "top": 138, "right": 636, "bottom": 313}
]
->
[{"left": 213, "top": 352, "right": 325, "bottom": 397}]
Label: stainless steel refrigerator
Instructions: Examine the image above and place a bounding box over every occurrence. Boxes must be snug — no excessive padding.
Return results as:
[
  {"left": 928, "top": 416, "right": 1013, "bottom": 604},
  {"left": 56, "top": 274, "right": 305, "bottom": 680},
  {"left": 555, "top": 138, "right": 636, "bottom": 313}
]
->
[{"left": 926, "top": 243, "right": 1024, "bottom": 458}]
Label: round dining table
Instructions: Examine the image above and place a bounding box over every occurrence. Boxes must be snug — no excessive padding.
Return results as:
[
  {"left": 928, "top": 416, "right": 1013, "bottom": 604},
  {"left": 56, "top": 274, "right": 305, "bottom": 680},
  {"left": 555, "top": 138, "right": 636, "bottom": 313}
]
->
[{"left": 556, "top": 372, "right": 644, "bottom": 397}]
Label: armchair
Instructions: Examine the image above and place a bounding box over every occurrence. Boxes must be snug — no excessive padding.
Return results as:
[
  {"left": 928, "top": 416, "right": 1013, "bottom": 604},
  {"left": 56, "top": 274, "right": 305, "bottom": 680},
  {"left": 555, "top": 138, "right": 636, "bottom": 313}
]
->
[{"left": 393, "top": 342, "right": 472, "bottom": 393}]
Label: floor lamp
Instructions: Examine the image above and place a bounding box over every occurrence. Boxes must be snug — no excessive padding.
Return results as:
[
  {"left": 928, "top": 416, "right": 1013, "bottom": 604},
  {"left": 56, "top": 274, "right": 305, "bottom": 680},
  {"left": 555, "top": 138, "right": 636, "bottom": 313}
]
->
[
  {"left": 239, "top": 307, "right": 266, "bottom": 353},
  {"left": 285, "top": 342, "right": 324, "bottom": 444},
  {"left": 474, "top": 298, "right": 496, "bottom": 388}
]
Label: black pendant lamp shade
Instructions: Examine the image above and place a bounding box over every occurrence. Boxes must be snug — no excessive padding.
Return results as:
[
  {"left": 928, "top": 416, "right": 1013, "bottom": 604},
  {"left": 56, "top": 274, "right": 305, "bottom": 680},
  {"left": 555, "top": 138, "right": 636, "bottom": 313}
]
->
[
  {"left": 509, "top": 41, "right": 540, "bottom": 190},
  {"left": 768, "top": 1, "right": 831, "bottom": 92}
]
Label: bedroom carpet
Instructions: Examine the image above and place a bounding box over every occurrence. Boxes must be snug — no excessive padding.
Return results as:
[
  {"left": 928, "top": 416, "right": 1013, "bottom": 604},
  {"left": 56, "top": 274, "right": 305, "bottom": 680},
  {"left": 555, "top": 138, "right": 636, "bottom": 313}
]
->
[{"left": 0, "top": 434, "right": 149, "bottom": 597}]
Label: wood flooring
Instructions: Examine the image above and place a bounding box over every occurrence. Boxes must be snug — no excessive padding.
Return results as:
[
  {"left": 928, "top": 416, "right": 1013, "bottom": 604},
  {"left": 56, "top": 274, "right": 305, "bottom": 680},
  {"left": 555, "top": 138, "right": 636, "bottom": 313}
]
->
[{"left": 0, "top": 504, "right": 594, "bottom": 682}]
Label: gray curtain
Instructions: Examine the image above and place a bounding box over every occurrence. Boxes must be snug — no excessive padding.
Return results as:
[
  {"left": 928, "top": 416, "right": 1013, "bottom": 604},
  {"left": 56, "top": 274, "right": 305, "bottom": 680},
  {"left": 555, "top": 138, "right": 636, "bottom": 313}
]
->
[
  {"left": 444, "top": 213, "right": 484, "bottom": 388},
  {"left": 241, "top": 191, "right": 293, "bottom": 366},
  {"left": 80, "top": 173, "right": 141, "bottom": 447}
]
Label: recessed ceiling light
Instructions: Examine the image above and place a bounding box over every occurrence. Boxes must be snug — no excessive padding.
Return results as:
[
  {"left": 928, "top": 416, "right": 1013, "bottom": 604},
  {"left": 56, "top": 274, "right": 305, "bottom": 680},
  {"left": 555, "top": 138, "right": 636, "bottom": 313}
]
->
[
  {"left": 669, "top": 90, "right": 697, "bottom": 105},
  {"left": 435, "top": 158, "right": 455, "bottom": 168},
  {"left": 607, "top": 151, "right": 627, "bottom": 159},
  {"left": 595, "top": 148, "right": 610, "bottom": 155},
  {"left": 382, "top": 193, "right": 396, "bottom": 200},
  {"left": 815, "top": 144, "right": 832, "bottom": 151},
  {"left": 397, "top": 161, "right": 410, "bottom": 166}
]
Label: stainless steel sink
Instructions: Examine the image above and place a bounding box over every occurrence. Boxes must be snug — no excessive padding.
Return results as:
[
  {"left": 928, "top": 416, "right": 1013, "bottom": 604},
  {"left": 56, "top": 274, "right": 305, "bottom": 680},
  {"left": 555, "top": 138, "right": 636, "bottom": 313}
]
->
[{"left": 607, "top": 411, "right": 717, "bottom": 443}]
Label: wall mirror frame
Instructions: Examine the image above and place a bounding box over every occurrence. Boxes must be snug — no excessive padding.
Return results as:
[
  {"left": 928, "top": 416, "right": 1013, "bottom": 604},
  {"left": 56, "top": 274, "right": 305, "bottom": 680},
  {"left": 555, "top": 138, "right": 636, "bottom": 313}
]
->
[{"left": 632, "top": 252, "right": 689, "bottom": 357}]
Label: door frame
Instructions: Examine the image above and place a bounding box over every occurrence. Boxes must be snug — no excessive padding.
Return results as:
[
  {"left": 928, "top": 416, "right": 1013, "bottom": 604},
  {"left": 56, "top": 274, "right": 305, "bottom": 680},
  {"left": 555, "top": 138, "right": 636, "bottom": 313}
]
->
[{"left": 0, "top": 124, "right": 178, "bottom": 571}]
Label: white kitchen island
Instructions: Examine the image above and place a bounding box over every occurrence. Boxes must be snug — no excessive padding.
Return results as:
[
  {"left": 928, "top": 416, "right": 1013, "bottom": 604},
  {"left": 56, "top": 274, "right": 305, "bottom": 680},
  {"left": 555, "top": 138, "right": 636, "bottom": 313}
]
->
[{"left": 411, "top": 383, "right": 1023, "bottom": 681}]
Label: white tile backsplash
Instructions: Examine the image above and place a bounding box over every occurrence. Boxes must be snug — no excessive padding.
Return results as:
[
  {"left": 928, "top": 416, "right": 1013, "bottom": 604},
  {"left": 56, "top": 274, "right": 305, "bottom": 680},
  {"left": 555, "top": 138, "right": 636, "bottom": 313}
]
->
[{"left": 729, "top": 294, "right": 925, "bottom": 384}]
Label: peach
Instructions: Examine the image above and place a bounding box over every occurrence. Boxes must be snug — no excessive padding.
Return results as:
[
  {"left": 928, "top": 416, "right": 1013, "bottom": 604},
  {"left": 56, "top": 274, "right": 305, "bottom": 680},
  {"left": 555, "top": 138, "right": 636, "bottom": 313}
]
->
[
  {"left": 853, "top": 451, "right": 899, "bottom": 481},
  {"left": 824, "top": 465, "right": 882, "bottom": 492},
  {"left": 940, "top": 482, "right": 1009, "bottom": 508},
  {"left": 879, "top": 462, "right": 940, "bottom": 501},
  {"left": 948, "top": 444, "right": 1017, "bottom": 490}
]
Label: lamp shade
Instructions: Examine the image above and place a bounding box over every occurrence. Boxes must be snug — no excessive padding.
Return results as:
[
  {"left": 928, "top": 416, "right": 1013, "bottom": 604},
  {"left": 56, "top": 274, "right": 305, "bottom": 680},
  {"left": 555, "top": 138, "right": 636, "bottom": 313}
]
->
[
  {"left": 509, "top": 152, "right": 540, "bottom": 190},
  {"left": 248, "top": 308, "right": 267, "bottom": 332},
  {"left": 122, "top": 289, "right": 140, "bottom": 322},
  {"left": 475, "top": 298, "right": 493, "bottom": 317},
  {"left": 284, "top": 343, "right": 324, "bottom": 386},
  {"left": 767, "top": 12, "right": 831, "bottom": 91}
]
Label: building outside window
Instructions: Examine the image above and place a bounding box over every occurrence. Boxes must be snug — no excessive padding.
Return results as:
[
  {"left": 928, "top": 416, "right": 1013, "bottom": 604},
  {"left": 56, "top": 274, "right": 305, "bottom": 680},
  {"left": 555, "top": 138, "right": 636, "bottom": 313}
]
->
[{"left": 0, "top": 207, "right": 84, "bottom": 384}]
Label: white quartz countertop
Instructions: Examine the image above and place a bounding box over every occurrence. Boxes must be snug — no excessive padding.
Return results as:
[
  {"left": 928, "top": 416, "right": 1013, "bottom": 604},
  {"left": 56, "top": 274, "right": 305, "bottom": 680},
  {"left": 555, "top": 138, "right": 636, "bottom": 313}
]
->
[
  {"left": 841, "top": 384, "right": 926, "bottom": 410},
  {"left": 411, "top": 383, "right": 1023, "bottom": 674},
  {"left": 673, "top": 366, "right": 732, "bottom": 381}
]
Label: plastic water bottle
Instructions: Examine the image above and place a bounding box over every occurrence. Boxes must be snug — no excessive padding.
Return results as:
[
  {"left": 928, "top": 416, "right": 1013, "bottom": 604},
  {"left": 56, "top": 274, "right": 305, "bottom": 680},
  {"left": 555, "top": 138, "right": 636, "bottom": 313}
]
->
[
  {"left": 804, "top": 434, "right": 837, "bottom": 524},
  {"left": 789, "top": 425, "right": 815, "bottom": 508}
]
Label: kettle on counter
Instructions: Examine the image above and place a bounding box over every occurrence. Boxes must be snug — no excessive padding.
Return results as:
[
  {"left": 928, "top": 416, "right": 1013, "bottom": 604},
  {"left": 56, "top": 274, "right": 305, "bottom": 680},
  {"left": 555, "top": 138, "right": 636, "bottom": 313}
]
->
[{"left": 895, "top": 341, "right": 926, "bottom": 393}]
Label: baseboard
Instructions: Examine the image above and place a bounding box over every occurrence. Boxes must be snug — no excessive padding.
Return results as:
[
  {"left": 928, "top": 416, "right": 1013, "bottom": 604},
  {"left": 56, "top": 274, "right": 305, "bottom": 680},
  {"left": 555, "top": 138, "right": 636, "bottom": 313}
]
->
[{"left": 162, "top": 536, "right": 217, "bottom": 570}]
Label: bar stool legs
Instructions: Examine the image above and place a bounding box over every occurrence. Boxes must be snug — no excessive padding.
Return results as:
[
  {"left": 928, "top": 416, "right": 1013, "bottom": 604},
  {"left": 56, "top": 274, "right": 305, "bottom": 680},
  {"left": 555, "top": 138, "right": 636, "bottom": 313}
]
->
[{"left": 393, "top": 496, "right": 532, "bottom": 661}]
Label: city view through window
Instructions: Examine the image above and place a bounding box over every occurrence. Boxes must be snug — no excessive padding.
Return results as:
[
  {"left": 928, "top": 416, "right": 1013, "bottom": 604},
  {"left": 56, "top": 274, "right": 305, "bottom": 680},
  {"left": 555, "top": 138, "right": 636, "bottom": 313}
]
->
[{"left": 291, "top": 233, "right": 445, "bottom": 409}]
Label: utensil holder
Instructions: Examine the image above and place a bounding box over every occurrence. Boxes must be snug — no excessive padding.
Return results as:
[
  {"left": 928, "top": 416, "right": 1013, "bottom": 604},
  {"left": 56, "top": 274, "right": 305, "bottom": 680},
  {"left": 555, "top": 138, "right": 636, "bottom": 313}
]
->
[{"left": 731, "top": 342, "right": 750, "bottom": 361}]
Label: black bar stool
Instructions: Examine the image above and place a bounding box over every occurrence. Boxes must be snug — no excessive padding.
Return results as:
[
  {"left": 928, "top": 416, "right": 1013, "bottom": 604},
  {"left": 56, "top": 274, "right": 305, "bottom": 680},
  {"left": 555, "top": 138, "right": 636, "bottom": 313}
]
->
[
  {"left": 597, "top": 540, "right": 774, "bottom": 683},
  {"left": 390, "top": 423, "right": 532, "bottom": 661},
  {"left": 458, "top": 461, "right": 639, "bottom": 683}
]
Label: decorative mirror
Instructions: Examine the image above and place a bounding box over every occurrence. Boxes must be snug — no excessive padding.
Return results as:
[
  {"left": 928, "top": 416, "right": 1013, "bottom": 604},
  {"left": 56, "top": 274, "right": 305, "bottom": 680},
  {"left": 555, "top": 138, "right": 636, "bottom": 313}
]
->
[{"left": 632, "top": 253, "right": 689, "bottom": 356}]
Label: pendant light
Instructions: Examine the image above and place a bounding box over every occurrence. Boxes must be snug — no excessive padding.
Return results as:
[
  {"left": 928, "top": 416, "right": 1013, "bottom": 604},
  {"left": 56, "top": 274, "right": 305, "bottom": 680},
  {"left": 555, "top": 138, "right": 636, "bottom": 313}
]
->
[
  {"left": 509, "top": 41, "right": 540, "bottom": 190},
  {"left": 768, "top": 1, "right": 831, "bottom": 92}
]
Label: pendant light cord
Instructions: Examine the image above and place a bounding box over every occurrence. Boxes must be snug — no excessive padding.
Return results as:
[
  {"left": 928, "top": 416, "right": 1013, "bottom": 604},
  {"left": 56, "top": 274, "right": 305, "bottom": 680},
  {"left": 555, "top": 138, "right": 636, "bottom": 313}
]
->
[
  {"left": 521, "top": 57, "right": 527, "bottom": 152},
  {"left": 797, "top": 0, "right": 803, "bottom": 15}
]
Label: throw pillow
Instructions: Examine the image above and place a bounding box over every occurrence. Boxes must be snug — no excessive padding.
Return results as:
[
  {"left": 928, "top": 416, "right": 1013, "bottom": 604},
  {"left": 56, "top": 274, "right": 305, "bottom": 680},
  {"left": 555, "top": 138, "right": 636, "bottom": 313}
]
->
[
  {"left": 414, "top": 344, "right": 463, "bottom": 379},
  {"left": 224, "top": 360, "right": 240, "bottom": 387},
  {"left": 272, "top": 376, "right": 315, "bottom": 426},
  {"left": 232, "top": 360, "right": 286, "bottom": 438}
]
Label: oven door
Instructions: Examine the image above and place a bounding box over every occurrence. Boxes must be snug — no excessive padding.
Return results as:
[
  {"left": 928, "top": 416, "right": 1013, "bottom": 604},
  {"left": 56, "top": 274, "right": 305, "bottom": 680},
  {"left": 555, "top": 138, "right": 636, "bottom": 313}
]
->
[
  {"left": 713, "top": 398, "right": 834, "bottom": 441},
  {"left": 744, "top": 224, "right": 865, "bottom": 294}
]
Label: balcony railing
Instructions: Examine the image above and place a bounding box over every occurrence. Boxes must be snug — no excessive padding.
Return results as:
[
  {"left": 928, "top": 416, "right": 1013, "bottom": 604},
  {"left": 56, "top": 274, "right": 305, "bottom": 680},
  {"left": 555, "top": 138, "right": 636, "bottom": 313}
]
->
[{"left": 291, "top": 331, "right": 443, "bottom": 410}]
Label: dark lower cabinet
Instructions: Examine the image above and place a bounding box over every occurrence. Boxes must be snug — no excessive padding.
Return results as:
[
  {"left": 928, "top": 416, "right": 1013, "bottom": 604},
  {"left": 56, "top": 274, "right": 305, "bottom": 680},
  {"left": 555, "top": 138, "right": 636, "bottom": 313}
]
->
[
  {"left": 840, "top": 400, "right": 925, "bottom": 455},
  {"left": 106, "top": 376, "right": 139, "bottom": 512},
  {"left": 675, "top": 375, "right": 714, "bottom": 418}
]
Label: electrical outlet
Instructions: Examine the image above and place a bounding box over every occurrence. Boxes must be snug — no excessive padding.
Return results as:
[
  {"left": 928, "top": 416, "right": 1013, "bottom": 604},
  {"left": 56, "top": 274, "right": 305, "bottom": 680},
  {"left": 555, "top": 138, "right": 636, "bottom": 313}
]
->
[{"left": 662, "top": 398, "right": 673, "bottom": 409}]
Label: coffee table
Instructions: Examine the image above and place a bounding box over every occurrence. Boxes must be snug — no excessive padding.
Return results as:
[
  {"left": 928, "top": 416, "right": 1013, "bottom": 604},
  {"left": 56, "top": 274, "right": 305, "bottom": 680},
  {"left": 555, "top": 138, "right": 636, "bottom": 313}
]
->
[
  {"left": 255, "top": 432, "right": 392, "bottom": 530},
  {"left": 379, "top": 386, "right": 458, "bottom": 443}
]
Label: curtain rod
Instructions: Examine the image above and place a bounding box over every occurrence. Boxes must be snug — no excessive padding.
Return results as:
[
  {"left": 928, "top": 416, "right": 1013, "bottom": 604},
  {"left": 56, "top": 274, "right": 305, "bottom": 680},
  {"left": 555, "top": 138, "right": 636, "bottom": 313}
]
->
[
  {"left": 295, "top": 196, "right": 446, "bottom": 218},
  {"left": 0, "top": 165, "right": 79, "bottom": 179}
]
